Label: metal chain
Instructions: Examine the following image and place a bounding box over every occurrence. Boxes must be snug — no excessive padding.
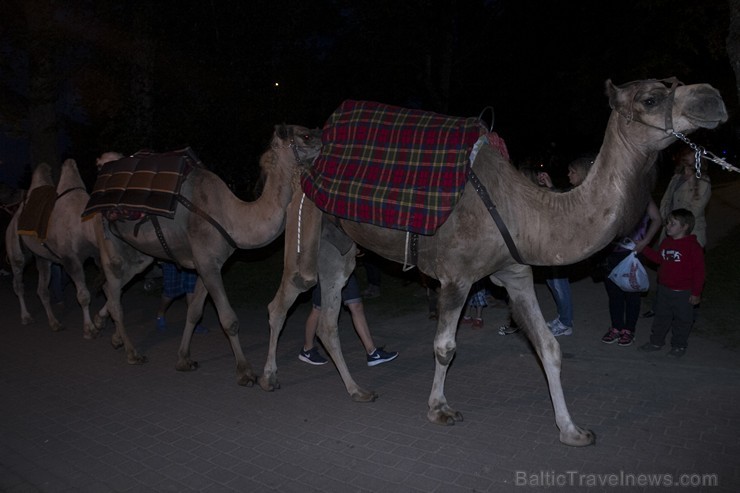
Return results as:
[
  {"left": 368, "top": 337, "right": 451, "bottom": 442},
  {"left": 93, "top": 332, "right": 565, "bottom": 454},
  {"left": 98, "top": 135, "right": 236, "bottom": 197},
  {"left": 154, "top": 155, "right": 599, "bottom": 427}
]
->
[{"left": 671, "top": 131, "right": 740, "bottom": 177}]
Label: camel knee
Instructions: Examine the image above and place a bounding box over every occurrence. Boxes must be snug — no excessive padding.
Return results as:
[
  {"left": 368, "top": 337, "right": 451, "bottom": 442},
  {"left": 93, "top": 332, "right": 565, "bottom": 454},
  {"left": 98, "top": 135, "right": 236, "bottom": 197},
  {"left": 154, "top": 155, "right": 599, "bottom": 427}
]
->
[
  {"left": 434, "top": 343, "right": 456, "bottom": 366},
  {"left": 225, "top": 320, "right": 238, "bottom": 336}
]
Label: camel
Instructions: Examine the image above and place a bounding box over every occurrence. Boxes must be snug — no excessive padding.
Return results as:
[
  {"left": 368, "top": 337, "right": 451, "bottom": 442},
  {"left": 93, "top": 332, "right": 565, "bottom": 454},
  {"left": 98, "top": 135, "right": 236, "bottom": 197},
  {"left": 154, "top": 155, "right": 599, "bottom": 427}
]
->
[
  {"left": 6, "top": 159, "right": 101, "bottom": 338},
  {"left": 91, "top": 125, "right": 322, "bottom": 386},
  {"left": 259, "top": 78, "right": 727, "bottom": 446}
]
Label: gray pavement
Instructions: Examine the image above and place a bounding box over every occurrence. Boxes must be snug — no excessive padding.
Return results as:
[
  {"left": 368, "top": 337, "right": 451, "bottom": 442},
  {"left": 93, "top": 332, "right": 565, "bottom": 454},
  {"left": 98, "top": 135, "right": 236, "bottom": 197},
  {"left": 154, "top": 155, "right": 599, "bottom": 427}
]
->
[
  {"left": 1, "top": 260, "right": 738, "bottom": 493},
  {"left": 2, "top": 179, "right": 739, "bottom": 493}
]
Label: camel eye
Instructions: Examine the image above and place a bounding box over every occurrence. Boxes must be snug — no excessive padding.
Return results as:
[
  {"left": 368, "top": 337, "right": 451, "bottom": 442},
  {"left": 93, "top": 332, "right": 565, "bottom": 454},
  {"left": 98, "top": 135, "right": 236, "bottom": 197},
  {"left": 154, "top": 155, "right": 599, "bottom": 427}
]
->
[{"left": 643, "top": 96, "right": 657, "bottom": 107}]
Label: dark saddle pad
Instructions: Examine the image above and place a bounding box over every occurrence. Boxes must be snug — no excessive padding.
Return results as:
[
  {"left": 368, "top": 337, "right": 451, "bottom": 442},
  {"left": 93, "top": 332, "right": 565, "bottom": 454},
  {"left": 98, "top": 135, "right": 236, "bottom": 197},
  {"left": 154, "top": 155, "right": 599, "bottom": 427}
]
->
[
  {"left": 301, "top": 100, "right": 486, "bottom": 235},
  {"left": 83, "top": 147, "right": 201, "bottom": 219},
  {"left": 17, "top": 185, "right": 56, "bottom": 240}
]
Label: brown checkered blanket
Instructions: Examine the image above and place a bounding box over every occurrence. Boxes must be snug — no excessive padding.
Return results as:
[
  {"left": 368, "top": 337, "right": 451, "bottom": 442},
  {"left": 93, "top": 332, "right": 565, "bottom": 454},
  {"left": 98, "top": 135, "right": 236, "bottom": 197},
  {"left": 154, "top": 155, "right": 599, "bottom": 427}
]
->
[
  {"left": 301, "top": 100, "right": 506, "bottom": 235},
  {"left": 17, "top": 185, "right": 56, "bottom": 240},
  {"left": 83, "top": 148, "right": 201, "bottom": 219}
]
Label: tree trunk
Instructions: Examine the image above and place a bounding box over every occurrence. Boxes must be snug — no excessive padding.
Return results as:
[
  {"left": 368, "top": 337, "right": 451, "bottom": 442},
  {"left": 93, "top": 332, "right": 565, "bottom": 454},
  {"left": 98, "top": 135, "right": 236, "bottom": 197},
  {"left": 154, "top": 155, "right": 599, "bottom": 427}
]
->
[{"left": 23, "top": 0, "right": 60, "bottom": 171}]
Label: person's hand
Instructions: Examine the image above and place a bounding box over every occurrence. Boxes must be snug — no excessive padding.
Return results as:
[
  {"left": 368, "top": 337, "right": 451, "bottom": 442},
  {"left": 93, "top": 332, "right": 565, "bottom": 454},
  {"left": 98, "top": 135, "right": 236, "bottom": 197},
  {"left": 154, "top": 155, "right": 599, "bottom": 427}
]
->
[
  {"left": 634, "top": 239, "right": 648, "bottom": 253},
  {"left": 537, "top": 171, "right": 553, "bottom": 188},
  {"left": 688, "top": 294, "right": 701, "bottom": 305}
]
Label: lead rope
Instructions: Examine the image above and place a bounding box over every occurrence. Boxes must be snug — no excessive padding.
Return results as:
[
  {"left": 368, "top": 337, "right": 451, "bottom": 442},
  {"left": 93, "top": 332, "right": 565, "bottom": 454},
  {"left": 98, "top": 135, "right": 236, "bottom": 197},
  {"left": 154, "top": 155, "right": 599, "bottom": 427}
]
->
[
  {"left": 671, "top": 131, "right": 740, "bottom": 178},
  {"left": 297, "top": 193, "right": 305, "bottom": 254}
]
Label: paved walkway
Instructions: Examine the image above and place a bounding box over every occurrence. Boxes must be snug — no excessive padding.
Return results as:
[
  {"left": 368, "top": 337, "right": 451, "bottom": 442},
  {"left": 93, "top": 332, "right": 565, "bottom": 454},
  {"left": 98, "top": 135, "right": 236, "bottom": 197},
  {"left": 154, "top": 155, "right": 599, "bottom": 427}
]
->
[{"left": 2, "top": 181, "right": 739, "bottom": 493}]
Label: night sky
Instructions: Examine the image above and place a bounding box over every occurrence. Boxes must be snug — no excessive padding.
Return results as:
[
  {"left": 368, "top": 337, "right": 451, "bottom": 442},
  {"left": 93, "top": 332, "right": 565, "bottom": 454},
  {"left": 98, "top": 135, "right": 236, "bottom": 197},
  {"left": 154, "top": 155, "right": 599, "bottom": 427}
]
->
[{"left": 0, "top": 0, "right": 736, "bottom": 189}]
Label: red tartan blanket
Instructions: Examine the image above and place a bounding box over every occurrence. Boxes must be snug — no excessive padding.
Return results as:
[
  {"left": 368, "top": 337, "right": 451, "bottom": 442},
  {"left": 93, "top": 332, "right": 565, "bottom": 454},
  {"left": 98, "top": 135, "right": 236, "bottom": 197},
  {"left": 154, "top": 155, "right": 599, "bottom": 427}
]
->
[
  {"left": 301, "top": 100, "right": 507, "bottom": 235},
  {"left": 83, "top": 148, "right": 201, "bottom": 220}
]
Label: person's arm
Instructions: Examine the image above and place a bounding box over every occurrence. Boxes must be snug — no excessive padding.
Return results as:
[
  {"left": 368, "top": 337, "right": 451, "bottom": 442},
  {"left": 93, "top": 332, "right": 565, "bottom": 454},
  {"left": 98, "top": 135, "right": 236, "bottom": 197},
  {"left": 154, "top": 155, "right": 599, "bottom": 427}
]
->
[
  {"left": 635, "top": 200, "right": 661, "bottom": 252},
  {"left": 641, "top": 244, "right": 661, "bottom": 265},
  {"left": 689, "top": 243, "right": 706, "bottom": 302}
]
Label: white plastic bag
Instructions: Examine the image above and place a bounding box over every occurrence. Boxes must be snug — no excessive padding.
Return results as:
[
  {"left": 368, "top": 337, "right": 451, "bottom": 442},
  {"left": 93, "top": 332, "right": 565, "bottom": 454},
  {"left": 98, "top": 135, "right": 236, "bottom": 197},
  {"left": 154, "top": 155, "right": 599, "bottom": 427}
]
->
[{"left": 608, "top": 251, "right": 649, "bottom": 292}]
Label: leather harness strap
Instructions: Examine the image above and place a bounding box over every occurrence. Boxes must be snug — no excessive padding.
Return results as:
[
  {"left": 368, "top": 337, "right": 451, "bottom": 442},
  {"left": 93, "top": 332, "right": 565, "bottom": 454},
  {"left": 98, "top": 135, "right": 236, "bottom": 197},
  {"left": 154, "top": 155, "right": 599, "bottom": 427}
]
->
[
  {"left": 467, "top": 168, "right": 524, "bottom": 264},
  {"left": 175, "top": 195, "right": 238, "bottom": 249}
]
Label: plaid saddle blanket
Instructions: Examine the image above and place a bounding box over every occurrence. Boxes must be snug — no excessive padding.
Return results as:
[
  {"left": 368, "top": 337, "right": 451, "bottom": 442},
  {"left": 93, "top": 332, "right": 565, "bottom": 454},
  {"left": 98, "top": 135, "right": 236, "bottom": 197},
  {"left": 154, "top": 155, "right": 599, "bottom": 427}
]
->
[
  {"left": 17, "top": 185, "right": 57, "bottom": 240},
  {"left": 83, "top": 147, "right": 202, "bottom": 220},
  {"left": 301, "top": 100, "right": 505, "bottom": 235}
]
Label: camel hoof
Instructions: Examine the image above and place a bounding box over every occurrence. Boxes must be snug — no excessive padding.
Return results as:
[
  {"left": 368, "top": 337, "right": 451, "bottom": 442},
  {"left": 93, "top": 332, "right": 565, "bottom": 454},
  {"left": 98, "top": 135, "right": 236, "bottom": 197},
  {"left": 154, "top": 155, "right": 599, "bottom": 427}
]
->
[
  {"left": 51, "top": 323, "right": 65, "bottom": 332},
  {"left": 93, "top": 314, "right": 106, "bottom": 331},
  {"left": 83, "top": 326, "right": 100, "bottom": 340},
  {"left": 258, "top": 375, "right": 280, "bottom": 392},
  {"left": 176, "top": 359, "right": 199, "bottom": 372},
  {"left": 351, "top": 390, "right": 378, "bottom": 403},
  {"left": 236, "top": 372, "right": 257, "bottom": 387},
  {"left": 127, "top": 352, "right": 147, "bottom": 365},
  {"left": 110, "top": 338, "right": 123, "bottom": 350},
  {"left": 427, "top": 407, "right": 464, "bottom": 426},
  {"left": 560, "top": 427, "right": 596, "bottom": 447},
  {"left": 21, "top": 316, "right": 34, "bottom": 325}
]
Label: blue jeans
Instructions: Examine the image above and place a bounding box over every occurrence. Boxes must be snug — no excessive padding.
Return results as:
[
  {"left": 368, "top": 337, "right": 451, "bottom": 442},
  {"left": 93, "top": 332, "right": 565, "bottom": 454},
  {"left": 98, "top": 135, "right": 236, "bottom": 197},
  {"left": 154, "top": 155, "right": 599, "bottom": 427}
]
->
[{"left": 546, "top": 277, "right": 573, "bottom": 327}]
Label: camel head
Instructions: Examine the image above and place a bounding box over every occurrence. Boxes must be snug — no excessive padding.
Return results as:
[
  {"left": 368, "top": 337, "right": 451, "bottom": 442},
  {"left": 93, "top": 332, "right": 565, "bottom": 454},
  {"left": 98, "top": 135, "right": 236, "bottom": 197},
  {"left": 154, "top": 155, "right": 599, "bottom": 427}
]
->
[
  {"left": 606, "top": 78, "right": 727, "bottom": 152},
  {"left": 271, "top": 125, "right": 322, "bottom": 166},
  {"left": 96, "top": 151, "right": 124, "bottom": 170}
]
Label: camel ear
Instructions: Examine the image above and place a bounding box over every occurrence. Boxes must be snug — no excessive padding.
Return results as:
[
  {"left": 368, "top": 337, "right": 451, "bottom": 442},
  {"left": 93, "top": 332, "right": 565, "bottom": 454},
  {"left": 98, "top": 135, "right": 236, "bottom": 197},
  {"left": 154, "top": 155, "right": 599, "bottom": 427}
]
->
[
  {"left": 275, "top": 124, "right": 289, "bottom": 140},
  {"left": 605, "top": 79, "right": 619, "bottom": 109}
]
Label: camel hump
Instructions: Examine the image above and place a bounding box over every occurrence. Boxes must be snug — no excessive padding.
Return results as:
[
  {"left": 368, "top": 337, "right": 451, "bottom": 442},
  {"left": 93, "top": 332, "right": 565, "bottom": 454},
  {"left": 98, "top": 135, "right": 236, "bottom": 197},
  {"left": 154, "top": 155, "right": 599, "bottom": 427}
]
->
[
  {"left": 17, "top": 185, "right": 57, "bottom": 240},
  {"left": 83, "top": 147, "right": 202, "bottom": 219}
]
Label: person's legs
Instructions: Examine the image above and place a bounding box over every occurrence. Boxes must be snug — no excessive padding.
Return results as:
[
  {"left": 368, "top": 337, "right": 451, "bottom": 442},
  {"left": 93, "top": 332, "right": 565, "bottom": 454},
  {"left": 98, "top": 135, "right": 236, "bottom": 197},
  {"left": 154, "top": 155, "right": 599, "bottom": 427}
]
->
[
  {"left": 546, "top": 277, "right": 573, "bottom": 327},
  {"left": 303, "top": 305, "right": 320, "bottom": 351},
  {"left": 669, "top": 290, "right": 694, "bottom": 349},
  {"left": 361, "top": 252, "right": 381, "bottom": 298},
  {"left": 648, "top": 286, "right": 673, "bottom": 347},
  {"left": 299, "top": 283, "right": 327, "bottom": 365}
]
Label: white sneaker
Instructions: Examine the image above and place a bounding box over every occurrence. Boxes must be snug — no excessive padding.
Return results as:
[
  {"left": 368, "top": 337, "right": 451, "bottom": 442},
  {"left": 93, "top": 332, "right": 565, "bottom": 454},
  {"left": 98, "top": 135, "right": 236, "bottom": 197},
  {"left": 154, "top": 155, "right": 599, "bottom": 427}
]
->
[{"left": 550, "top": 319, "right": 573, "bottom": 337}]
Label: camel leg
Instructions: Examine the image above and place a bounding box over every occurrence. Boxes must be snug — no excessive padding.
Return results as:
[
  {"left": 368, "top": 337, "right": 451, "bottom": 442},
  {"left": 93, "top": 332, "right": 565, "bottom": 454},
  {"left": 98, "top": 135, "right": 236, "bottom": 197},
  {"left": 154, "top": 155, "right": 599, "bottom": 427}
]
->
[
  {"left": 6, "top": 226, "right": 34, "bottom": 325},
  {"left": 192, "top": 265, "right": 256, "bottom": 386},
  {"left": 64, "top": 259, "right": 98, "bottom": 340},
  {"left": 315, "top": 243, "right": 377, "bottom": 402},
  {"left": 97, "top": 238, "right": 151, "bottom": 364},
  {"left": 427, "top": 280, "right": 468, "bottom": 425},
  {"left": 260, "top": 186, "right": 323, "bottom": 392},
  {"left": 496, "top": 264, "right": 595, "bottom": 447},
  {"left": 35, "top": 258, "right": 64, "bottom": 332},
  {"left": 259, "top": 272, "right": 316, "bottom": 391}
]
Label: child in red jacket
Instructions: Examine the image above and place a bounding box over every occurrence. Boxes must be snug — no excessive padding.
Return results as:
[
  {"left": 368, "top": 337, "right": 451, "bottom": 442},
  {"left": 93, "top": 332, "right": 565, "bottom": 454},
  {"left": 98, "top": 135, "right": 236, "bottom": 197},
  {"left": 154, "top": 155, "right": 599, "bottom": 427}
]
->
[{"left": 639, "top": 208, "right": 705, "bottom": 357}]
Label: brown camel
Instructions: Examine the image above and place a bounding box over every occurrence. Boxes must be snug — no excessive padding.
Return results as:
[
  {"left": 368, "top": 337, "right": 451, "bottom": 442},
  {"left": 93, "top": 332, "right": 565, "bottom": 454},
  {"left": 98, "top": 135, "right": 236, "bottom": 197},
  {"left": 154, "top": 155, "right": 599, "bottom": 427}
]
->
[
  {"left": 260, "top": 79, "right": 727, "bottom": 446},
  {"left": 91, "top": 125, "right": 322, "bottom": 386},
  {"left": 6, "top": 159, "right": 101, "bottom": 337}
]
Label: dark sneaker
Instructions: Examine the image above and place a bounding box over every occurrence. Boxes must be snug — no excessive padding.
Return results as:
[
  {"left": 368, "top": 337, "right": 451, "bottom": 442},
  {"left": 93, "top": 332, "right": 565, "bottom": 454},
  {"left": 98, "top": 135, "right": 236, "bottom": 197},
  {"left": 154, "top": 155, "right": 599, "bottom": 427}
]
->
[
  {"left": 298, "top": 347, "right": 328, "bottom": 365},
  {"left": 601, "top": 327, "right": 620, "bottom": 344},
  {"left": 367, "top": 347, "right": 398, "bottom": 367},
  {"left": 617, "top": 329, "right": 634, "bottom": 346},
  {"left": 639, "top": 342, "right": 663, "bottom": 352},
  {"left": 667, "top": 347, "right": 686, "bottom": 358}
]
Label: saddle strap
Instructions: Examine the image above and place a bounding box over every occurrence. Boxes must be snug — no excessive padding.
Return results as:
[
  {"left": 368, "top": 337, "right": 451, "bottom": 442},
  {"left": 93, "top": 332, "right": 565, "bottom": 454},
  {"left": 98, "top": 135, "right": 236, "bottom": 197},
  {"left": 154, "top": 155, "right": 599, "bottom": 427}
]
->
[
  {"left": 149, "top": 215, "right": 177, "bottom": 262},
  {"left": 467, "top": 168, "right": 524, "bottom": 264},
  {"left": 175, "top": 195, "right": 238, "bottom": 249}
]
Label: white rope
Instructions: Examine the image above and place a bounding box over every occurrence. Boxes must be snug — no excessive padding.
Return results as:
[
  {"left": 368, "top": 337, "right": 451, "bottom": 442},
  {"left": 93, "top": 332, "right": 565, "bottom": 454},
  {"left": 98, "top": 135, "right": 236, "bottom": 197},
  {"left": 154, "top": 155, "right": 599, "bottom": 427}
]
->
[{"left": 297, "top": 193, "right": 305, "bottom": 254}]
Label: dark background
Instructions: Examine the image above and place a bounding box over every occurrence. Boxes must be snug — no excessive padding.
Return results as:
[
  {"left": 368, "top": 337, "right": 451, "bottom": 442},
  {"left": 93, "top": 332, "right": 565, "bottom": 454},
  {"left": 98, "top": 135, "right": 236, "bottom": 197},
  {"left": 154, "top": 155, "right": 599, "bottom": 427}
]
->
[{"left": 1, "top": 0, "right": 737, "bottom": 195}]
